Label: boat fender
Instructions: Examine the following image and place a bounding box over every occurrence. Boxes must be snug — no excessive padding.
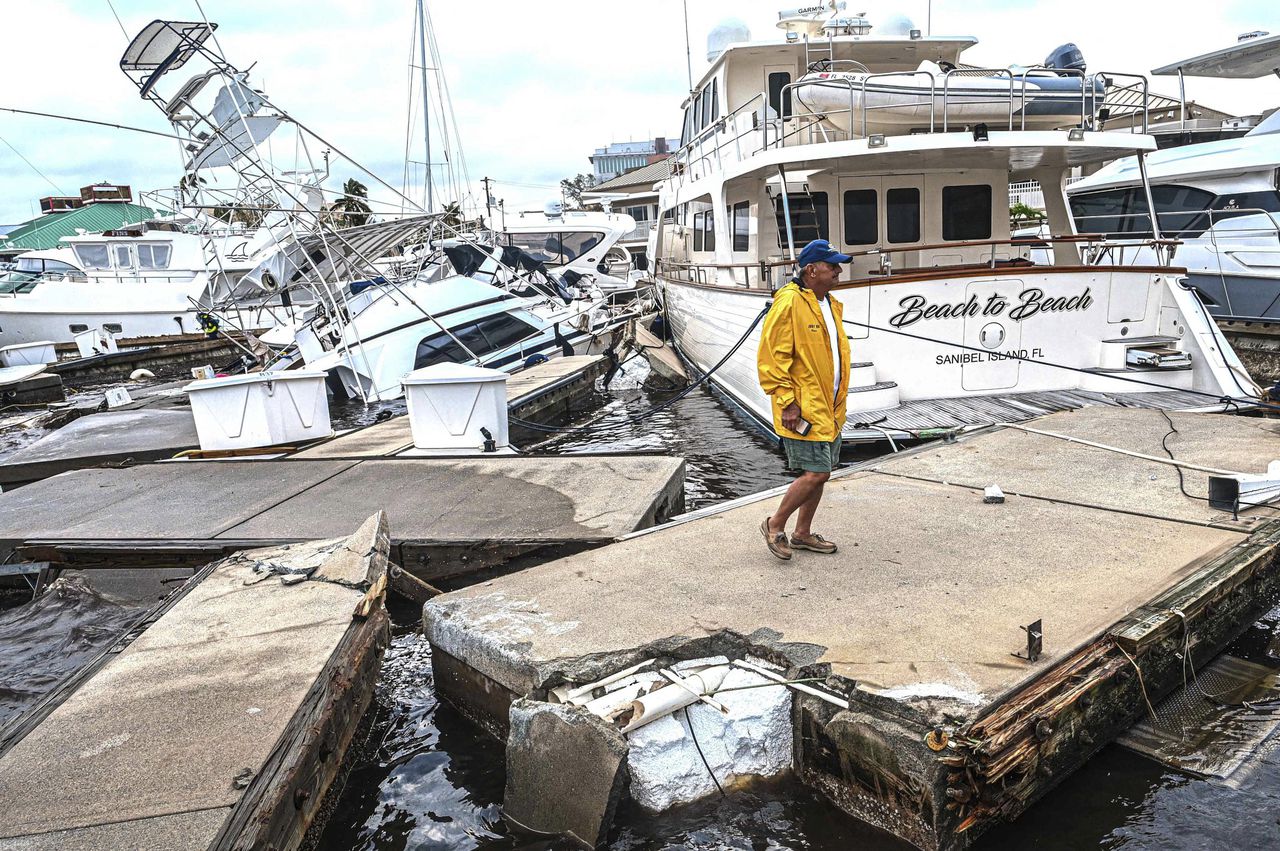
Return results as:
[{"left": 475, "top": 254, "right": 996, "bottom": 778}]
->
[
  {"left": 523, "top": 353, "right": 550, "bottom": 369},
  {"left": 129, "top": 368, "right": 155, "bottom": 381}
]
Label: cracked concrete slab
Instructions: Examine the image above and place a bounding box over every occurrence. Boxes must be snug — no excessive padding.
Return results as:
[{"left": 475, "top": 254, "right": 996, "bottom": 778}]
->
[
  {"left": 425, "top": 408, "right": 1276, "bottom": 720},
  {"left": 220, "top": 457, "right": 685, "bottom": 543},
  {"left": 0, "top": 540, "right": 368, "bottom": 844}
]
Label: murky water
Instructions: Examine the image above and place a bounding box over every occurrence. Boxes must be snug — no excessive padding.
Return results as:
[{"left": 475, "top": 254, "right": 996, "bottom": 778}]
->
[
  {"left": 0, "top": 576, "right": 143, "bottom": 728},
  {"left": 6, "top": 357, "right": 1280, "bottom": 849}
]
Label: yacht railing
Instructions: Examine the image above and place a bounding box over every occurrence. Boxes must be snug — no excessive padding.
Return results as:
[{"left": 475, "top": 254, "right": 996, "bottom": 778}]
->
[
  {"left": 622, "top": 220, "right": 657, "bottom": 241},
  {"left": 655, "top": 234, "right": 1183, "bottom": 291},
  {"left": 670, "top": 67, "right": 1144, "bottom": 192},
  {"left": 1090, "top": 72, "right": 1150, "bottom": 134},
  {"left": 1075, "top": 207, "right": 1280, "bottom": 273}
]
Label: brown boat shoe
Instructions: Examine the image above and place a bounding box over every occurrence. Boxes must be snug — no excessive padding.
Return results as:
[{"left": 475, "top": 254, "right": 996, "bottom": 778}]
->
[
  {"left": 761, "top": 517, "right": 792, "bottom": 560},
  {"left": 790, "top": 532, "right": 837, "bottom": 554}
]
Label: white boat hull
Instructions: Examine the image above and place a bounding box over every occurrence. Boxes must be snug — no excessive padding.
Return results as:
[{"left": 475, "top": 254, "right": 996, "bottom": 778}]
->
[{"left": 660, "top": 267, "right": 1254, "bottom": 440}]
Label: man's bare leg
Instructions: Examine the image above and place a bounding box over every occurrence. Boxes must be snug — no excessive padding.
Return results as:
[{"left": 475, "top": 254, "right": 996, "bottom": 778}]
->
[
  {"left": 793, "top": 477, "right": 827, "bottom": 537},
  {"left": 768, "top": 471, "right": 830, "bottom": 536}
]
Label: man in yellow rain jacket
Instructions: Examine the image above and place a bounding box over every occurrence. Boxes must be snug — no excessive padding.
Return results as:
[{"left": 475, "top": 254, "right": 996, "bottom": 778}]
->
[{"left": 757, "top": 239, "right": 851, "bottom": 560}]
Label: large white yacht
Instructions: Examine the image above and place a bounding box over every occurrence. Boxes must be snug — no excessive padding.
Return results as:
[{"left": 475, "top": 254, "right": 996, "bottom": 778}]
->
[
  {"left": 0, "top": 218, "right": 304, "bottom": 346},
  {"left": 282, "top": 235, "right": 640, "bottom": 402},
  {"left": 1068, "top": 32, "right": 1280, "bottom": 324},
  {"left": 495, "top": 206, "right": 638, "bottom": 294},
  {"left": 650, "top": 6, "right": 1256, "bottom": 444}
]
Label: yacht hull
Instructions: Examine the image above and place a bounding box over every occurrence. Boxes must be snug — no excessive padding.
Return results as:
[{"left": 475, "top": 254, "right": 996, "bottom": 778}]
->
[{"left": 660, "top": 266, "right": 1254, "bottom": 442}]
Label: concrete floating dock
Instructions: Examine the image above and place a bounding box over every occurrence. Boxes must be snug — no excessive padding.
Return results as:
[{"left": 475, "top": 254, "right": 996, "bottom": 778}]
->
[
  {"left": 423, "top": 407, "right": 1280, "bottom": 849},
  {"left": 296, "top": 354, "right": 610, "bottom": 459},
  {"left": 0, "top": 454, "right": 685, "bottom": 583},
  {"left": 0, "top": 409, "right": 198, "bottom": 489},
  {"left": 0, "top": 513, "right": 391, "bottom": 850}
]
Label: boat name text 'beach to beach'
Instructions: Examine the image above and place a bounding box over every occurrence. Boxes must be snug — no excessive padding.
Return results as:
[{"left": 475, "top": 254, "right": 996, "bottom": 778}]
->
[{"left": 889, "top": 287, "right": 1095, "bottom": 328}]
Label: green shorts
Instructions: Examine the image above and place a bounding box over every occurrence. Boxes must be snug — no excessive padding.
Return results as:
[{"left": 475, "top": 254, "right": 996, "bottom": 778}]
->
[{"left": 781, "top": 435, "right": 842, "bottom": 473}]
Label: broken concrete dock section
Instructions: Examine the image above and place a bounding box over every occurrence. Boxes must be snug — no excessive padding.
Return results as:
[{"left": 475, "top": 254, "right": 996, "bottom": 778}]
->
[
  {"left": 0, "top": 454, "right": 685, "bottom": 584},
  {"left": 0, "top": 513, "right": 392, "bottom": 850},
  {"left": 423, "top": 407, "right": 1280, "bottom": 849}
]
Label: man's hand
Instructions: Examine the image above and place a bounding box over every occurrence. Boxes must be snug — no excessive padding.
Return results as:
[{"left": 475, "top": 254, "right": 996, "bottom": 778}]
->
[{"left": 781, "top": 402, "right": 801, "bottom": 432}]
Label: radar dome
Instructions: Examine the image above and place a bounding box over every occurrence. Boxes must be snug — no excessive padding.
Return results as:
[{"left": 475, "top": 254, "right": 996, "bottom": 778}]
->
[
  {"left": 707, "top": 19, "right": 751, "bottom": 62},
  {"left": 875, "top": 13, "right": 917, "bottom": 35}
]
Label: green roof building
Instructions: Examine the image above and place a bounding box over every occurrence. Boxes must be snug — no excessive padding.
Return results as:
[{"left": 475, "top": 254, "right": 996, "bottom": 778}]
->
[{"left": 0, "top": 202, "right": 157, "bottom": 258}]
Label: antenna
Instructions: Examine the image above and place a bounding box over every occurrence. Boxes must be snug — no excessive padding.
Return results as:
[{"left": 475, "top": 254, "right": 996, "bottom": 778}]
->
[
  {"left": 416, "top": 0, "right": 433, "bottom": 212},
  {"left": 683, "top": 0, "right": 693, "bottom": 91}
]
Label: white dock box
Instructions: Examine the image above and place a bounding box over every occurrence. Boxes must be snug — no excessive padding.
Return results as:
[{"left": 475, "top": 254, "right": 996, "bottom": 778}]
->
[
  {"left": 183, "top": 371, "right": 332, "bottom": 451},
  {"left": 402, "top": 363, "right": 509, "bottom": 452},
  {"left": 0, "top": 341, "right": 56, "bottom": 367}
]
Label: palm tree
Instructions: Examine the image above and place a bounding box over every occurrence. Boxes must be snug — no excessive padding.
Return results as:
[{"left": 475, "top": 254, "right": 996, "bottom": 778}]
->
[{"left": 328, "top": 178, "right": 373, "bottom": 227}]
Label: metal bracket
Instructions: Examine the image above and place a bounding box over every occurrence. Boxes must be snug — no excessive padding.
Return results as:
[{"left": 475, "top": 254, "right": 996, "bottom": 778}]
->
[{"left": 1012, "top": 619, "right": 1043, "bottom": 663}]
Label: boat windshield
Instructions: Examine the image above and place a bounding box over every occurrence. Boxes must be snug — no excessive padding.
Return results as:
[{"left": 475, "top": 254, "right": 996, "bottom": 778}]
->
[
  {"left": 505, "top": 231, "right": 604, "bottom": 264},
  {"left": 0, "top": 271, "right": 40, "bottom": 294}
]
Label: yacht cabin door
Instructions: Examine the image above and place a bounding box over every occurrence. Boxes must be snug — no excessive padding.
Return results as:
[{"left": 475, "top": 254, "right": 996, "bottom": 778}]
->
[
  {"left": 837, "top": 175, "right": 925, "bottom": 277},
  {"left": 763, "top": 64, "right": 795, "bottom": 146}
]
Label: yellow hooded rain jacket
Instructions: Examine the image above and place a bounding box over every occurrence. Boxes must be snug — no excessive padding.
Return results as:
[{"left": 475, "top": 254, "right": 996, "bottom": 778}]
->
[{"left": 756, "top": 282, "right": 851, "bottom": 442}]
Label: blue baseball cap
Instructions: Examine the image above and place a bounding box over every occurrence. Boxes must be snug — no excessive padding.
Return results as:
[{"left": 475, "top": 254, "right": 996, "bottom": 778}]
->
[{"left": 796, "top": 239, "right": 851, "bottom": 267}]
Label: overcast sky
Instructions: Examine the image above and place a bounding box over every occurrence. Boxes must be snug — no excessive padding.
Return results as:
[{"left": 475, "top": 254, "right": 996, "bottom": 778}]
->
[{"left": 1, "top": 0, "right": 1276, "bottom": 225}]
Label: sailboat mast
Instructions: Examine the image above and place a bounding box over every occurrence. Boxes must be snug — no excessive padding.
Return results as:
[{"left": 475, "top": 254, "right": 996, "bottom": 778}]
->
[{"left": 416, "top": 0, "right": 433, "bottom": 212}]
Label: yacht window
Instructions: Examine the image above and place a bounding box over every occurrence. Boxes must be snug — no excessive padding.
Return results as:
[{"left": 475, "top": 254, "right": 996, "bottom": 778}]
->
[
  {"left": 768, "top": 72, "right": 792, "bottom": 120},
  {"left": 693, "top": 92, "right": 704, "bottom": 133},
  {"left": 705, "top": 209, "right": 716, "bottom": 252},
  {"left": 942, "top": 185, "right": 992, "bottom": 240},
  {"left": 113, "top": 245, "right": 133, "bottom": 269},
  {"left": 774, "top": 192, "right": 829, "bottom": 246},
  {"left": 560, "top": 231, "right": 603, "bottom": 261},
  {"left": 1069, "top": 189, "right": 1134, "bottom": 235},
  {"left": 413, "top": 331, "right": 469, "bottom": 369},
  {"left": 509, "top": 231, "right": 604, "bottom": 264},
  {"left": 732, "top": 202, "right": 750, "bottom": 252},
  {"left": 886, "top": 188, "right": 921, "bottom": 244},
  {"left": 414, "top": 315, "right": 540, "bottom": 369},
  {"left": 74, "top": 245, "right": 110, "bottom": 269},
  {"left": 1205, "top": 190, "right": 1280, "bottom": 234},
  {"left": 681, "top": 106, "right": 694, "bottom": 147},
  {"left": 0, "top": 272, "right": 39, "bottom": 294},
  {"left": 17, "top": 258, "right": 77, "bottom": 275},
  {"left": 701, "top": 84, "right": 712, "bottom": 130},
  {"left": 693, "top": 212, "right": 705, "bottom": 252},
  {"left": 507, "top": 232, "right": 560, "bottom": 263},
  {"left": 137, "top": 243, "right": 172, "bottom": 269},
  {"left": 474, "top": 314, "right": 538, "bottom": 351},
  {"left": 663, "top": 207, "right": 676, "bottom": 222},
  {"left": 711, "top": 79, "right": 719, "bottom": 121},
  {"left": 843, "top": 189, "right": 878, "bottom": 245}
]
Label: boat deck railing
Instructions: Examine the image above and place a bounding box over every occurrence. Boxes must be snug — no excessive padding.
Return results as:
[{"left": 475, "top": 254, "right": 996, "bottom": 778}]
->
[
  {"left": 1075, "top": 207, "right": 1280, "bottom": 272},
  {"left": 671, "top": 70, "right": 1149, "bottom": 190},
  {"left": 655, "top": 233, "right": 1182, "bottom": 290}
]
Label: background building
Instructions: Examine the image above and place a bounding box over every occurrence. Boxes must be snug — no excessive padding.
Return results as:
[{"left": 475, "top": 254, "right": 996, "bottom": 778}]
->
[{"left": 588, "top": 138, "right": 675, "bottom": 182}]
